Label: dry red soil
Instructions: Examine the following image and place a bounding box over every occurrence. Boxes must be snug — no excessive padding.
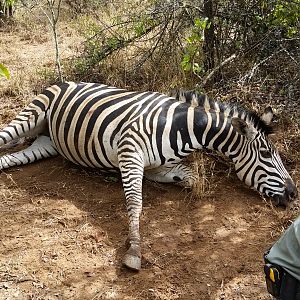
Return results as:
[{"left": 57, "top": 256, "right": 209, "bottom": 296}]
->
[{"left": 1, "top": 154, "right": 298, "bottom": 300}]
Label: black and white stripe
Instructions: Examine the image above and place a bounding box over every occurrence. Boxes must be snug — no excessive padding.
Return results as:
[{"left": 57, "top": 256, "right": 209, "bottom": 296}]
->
[{"left": 0, "top": 83, "right": 297, "bottom": 270}]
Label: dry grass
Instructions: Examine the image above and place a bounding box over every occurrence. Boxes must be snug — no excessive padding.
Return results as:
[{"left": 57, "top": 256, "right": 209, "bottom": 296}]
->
[
  {"left": 0, "top": 6, "right": 84, "bottom": 122},
  {"left": 188, "top": 152, "right": 217, "bottom": 199}
]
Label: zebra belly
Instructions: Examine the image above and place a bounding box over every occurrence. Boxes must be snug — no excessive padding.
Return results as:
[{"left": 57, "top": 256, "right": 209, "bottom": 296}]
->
[
  {"left": 48, "top": 127, "right": 119, "bottom": 170},
  {"left": 47, "top": 102, "right": 121, "bottom": 169}
]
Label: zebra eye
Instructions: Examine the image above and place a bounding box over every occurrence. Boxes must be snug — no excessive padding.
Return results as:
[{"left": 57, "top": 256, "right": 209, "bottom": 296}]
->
[{"left": 260, "top": 150, "right": 272, "bottom": 159}]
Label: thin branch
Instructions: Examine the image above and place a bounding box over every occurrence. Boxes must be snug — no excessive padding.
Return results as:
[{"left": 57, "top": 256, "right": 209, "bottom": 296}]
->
[
  {"left": 41, "top": 0, "right": 63, "bottom": 82},
  {"left": 280, "top": 45, "right": 299, "bottom": 66},
  {"left": 133, "top": 20, "right": 170, "bottom": 71},
  {"left": 83, "top": 21, "right": 163, "bottom": 72},
  {"left": 239, "top": 49, "right": 284, "bottom": 84},
  {"left": 201, "top": 53, "right": 237, "bottom": 86}
]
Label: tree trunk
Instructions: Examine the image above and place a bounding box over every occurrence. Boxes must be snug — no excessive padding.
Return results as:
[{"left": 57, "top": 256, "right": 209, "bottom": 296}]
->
[
  {"left": 0, "top": 1, "right": 14, "bottom": 19},
  {"left": 203, "top": 0, "right": 215, "bottom": 71},
  {"left": 8, "top": 4, "right": 13, "bottom": 17},
  {"left": 0, "top": 1, "right": 5, "bottom": 18}
]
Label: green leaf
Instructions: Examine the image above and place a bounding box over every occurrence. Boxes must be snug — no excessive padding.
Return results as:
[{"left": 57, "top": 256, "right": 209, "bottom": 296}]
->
[
  {"left": 181, "top": 58, "right": 192, "bottom": 71},
  {"left": 192, "top": 62, "right": 202, "bottom": 74},
  {"left": 0, "top": 63, "right": 10, "bottom": 79},
  {"left": 134, "top": 20, "right": 146, "bottom": 36},
  {"left": 205, "top": 21, "right": 212, "bottom": 30},
  {"left": 194, "top": 18, "right": 202, "bottom": 28},
  {"left": 104, "top": 175, "right": 119, "bottom": 183}
]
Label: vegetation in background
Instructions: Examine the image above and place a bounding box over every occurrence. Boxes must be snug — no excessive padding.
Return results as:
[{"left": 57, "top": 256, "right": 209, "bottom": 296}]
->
[
  {"left": 3, "top": 0, "right": 297, "bottom": 99},
  {"left": 269, "top": 0, "right": 300, "bottom": 37},
  {"left": 56, "top": 0, "right": 299, "bottom": 103}
]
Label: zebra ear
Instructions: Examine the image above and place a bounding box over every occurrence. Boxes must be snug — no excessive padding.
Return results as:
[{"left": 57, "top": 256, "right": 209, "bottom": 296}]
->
[
  {"left": 231, "top": 117, "right": 256, "bottom": 139},
  {"left": 261, "top": 107, "right": 273, "bottom": 125}
]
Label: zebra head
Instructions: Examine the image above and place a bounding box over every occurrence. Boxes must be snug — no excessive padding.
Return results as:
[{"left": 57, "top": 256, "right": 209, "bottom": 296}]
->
[{"left": 231, "top": 107, "right": 298, "bottom": 207}]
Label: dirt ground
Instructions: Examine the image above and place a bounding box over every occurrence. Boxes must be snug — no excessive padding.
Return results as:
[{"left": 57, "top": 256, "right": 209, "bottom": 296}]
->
[
  {"left": 0, "top": 14, "right": 299, "bottom": 300},
  {"left": 0, "top": 155, "right": 298, "bottom": 300}
]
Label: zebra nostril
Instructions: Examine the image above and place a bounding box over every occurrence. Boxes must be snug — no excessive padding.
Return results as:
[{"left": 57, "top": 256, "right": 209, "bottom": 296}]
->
[
  {"left": 173, "top": 176, "right": 181, "bottom": 182},
  {"left": 291, "top": 189, "right": 298, "bottom": 199},
  {"left": 285, "top": 178, "right": 298, "bottom": 199}
]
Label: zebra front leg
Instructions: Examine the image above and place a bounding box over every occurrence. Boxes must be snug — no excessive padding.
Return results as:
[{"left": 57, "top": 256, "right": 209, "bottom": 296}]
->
[
  {"left": 145, "top": 163, "right": 198, "bottom": 188},
  {"left": 0, "top": 135, "right": 58, "bottom": 170},
  {"left": 118, "top": 152, "right": 144, "bottom": 271}
]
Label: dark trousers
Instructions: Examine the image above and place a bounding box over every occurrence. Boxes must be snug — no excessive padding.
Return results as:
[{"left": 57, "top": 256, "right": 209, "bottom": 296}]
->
[{"left": 279, "top": 272, "right": 300, "bottom": 300}]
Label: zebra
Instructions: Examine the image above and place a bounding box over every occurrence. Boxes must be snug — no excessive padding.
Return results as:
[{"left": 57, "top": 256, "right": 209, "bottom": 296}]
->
[{"left": 0, "top": 82, "right": 298, "bottom": 271}]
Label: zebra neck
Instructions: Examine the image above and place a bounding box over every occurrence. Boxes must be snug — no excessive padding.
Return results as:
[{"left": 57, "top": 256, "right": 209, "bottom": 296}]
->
[{"left": 193, "top": 108, "right": 244, "bottom": 162}]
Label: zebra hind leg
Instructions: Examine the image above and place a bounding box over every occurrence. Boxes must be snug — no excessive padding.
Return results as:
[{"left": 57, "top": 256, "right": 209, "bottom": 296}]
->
[
  {"left": 0, "top": 135, "right": 58, "bottom": 170},
  {"left": 0, "top": 97, "right": 49, "bottom": 149},
  {"left": 0, "top": 137, "right": 26, "bottom": 149},
  {"left": 145, "top": 163, "right": 198, "bottom": 188}
]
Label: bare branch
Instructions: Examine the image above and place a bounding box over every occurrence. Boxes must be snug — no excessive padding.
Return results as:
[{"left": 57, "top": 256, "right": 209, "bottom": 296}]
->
[
  {"left": 202, "top": 53, "right": 237, "bottom": 86},
  {"left": 41, "top": 0, "right": 63, "bottom": 82},
  {"left": 239, "top": 49, "right": 285, "bottom": 84}
]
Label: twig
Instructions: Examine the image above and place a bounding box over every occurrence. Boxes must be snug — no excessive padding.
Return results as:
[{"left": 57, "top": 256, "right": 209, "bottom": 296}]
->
[
  {"left": 40, "top": 0, "right": 63, "bottom": 82},
  {"left": 81, "top": 22, "right": 163, "bottom": 75},
  {"left": 239, "top": 48, "right": 284, "bottom": 84},
  {"left": 280, "top": 45, "right": 299, "bottom": 66},
  {"left": 201, "top": 53, "right": 237, "bottom": 86},
  {"left": 133, "top": 19, "right": 170, "bottom": 71},
  {"left": 0, "top": 272, "right": 37, "bottom": 284}
]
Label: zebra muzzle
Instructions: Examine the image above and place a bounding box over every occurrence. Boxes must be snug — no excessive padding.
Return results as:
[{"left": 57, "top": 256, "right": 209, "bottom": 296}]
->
[
  {"left": 273, "top": 178, "right": 298, "bottom": 207},
  {"left": 285, "top": 178, "right": 298, "bottom": 200}
]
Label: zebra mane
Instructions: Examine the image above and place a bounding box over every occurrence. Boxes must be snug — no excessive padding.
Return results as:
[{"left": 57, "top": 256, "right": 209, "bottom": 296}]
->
[{"left": 170, "top": 89, "right": 274, "bottom": 135}]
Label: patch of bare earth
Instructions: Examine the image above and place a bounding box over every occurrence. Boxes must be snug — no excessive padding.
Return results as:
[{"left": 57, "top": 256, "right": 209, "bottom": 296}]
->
[{"left": 1, "top": 156, "right": 298, "bottom": 299}]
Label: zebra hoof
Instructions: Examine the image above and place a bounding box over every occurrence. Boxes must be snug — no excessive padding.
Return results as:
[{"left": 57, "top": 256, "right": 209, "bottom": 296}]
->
[{"left": 123, "top": 254, "right": 141, "bottom": 271}]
